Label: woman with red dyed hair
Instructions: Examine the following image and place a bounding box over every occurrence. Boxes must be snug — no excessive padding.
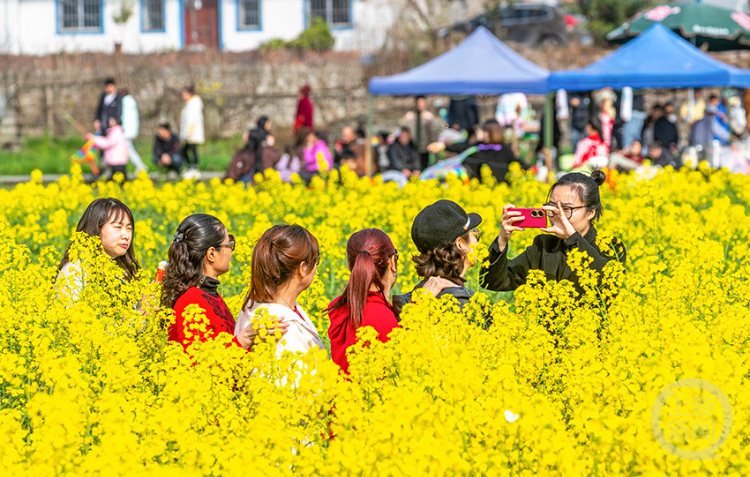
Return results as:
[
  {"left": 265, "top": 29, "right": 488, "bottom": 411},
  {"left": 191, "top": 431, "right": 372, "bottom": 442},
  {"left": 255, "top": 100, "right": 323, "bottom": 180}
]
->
[
  {"left": 235, "top": 224, "right": 324, "bottom": 356},
  {"left": 326, "top": 229, "right": 401, "bottom": 373}
]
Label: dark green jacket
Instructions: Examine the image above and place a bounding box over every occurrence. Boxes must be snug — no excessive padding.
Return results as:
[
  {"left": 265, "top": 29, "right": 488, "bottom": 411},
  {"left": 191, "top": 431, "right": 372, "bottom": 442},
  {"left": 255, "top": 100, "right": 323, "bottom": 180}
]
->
[{"left": 480, "top": 226, "right": 626, "bottom": 294}]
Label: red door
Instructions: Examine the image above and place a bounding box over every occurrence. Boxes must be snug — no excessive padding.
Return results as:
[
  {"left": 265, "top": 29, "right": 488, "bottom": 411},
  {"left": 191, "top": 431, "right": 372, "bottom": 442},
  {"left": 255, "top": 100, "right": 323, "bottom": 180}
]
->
[{"left": 184, "top": 0, "right": 220, "bottom": 49}]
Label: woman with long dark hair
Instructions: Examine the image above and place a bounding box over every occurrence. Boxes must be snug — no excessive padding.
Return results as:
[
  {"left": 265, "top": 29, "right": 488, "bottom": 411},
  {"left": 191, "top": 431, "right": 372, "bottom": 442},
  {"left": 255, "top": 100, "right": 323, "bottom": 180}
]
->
[
  {"left": 57, "top": 198, "right": 140, "bottom": 300},
  {"left": 235, "top": 225, "right": 324, "bottom": 355},
  {"left": 481, "top": 170, "right": 626, "bottom": 295},
  {"left": 161, "top": 214, "right": 285, "bottom": 351}
]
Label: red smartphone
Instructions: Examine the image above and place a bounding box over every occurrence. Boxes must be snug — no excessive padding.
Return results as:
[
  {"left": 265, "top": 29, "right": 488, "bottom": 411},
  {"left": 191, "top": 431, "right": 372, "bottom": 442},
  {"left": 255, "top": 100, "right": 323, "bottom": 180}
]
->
[{"left": 509, "top": 208, "right": 547, "bottom": 228}]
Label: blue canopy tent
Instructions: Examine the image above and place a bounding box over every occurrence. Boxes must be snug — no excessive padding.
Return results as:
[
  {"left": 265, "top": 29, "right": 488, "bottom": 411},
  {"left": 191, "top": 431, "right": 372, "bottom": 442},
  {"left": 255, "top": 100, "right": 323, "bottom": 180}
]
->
[
  {"left": 366, "top": 27, "right": 551, "bottom": 175},
  {"left": 549, "top": 23, "right": 750, "bottom": 91},
  {"left": 368, "top": 26, "right": 550, "bottom": 95}
]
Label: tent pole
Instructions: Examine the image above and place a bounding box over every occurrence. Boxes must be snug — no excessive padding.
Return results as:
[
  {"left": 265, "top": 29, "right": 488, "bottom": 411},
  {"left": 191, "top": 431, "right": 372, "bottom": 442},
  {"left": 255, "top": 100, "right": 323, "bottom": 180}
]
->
[
  {"left": 726, "top": 88, "right": 733, "bottom": 147},
  {"left": 544, "top": 92, "right": 554, "bottom": 174},
  {"left": 366, "top": 94, "right": 374, "bottom": 177}
]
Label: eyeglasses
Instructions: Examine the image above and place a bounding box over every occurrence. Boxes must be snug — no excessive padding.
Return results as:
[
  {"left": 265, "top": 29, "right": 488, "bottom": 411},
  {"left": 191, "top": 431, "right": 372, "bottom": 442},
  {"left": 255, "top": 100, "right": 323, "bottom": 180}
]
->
[
  {"left": 216, "top": 234, "right": 236, "bottom": 252},
  {"left": 471, "top": 228, "right": 482, "bottom": 240},
  {"left": 543, "top": 203, "right": 588, "bottom": 220}
]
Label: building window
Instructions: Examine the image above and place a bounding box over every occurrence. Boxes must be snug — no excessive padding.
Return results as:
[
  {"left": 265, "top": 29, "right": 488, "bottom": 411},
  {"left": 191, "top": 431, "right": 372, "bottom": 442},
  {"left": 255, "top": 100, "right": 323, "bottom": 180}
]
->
[
  {"left": 238, "top": 0, "right": 260, "bottom": 29},
  {"left": 309, "top": 0, "right": 350, "bottom": 27},
  {"left": 142, "top": 0, "right": 164, "bottom": 32},
  {"left": 59, "top": 0, "right": 102, "bottom": 32}
]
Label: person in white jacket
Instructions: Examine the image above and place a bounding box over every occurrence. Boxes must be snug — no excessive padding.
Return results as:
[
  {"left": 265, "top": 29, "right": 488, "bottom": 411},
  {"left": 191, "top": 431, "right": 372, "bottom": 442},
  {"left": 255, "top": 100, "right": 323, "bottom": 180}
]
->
[
  {"left": 235, "top": 225, "right": 324, "bottom": 359},
  {"left": 120, "top": 88, "right": 147, "bottom": 174},
  {"left": 179, "top": 85, "right": 205, "bottom": 179}
]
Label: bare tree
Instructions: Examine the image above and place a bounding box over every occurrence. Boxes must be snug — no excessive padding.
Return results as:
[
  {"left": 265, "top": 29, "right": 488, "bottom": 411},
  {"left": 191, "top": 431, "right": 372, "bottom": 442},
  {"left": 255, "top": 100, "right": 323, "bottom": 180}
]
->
[{"left": 393, "top": 0, "right": 485, "bottom": 54}]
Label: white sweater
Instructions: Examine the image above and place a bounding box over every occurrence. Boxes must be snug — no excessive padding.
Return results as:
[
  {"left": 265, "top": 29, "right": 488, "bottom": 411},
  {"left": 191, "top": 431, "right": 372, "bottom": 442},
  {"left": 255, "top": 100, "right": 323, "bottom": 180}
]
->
[
  {"left": 235, "top": 302, "right": 324, "bottom": 356},
  {"left": 56, "top": 261, "right": 84, "bottom": 301},
  {"left": 179, "top": 95, "right": 205, "bottom": 144}
]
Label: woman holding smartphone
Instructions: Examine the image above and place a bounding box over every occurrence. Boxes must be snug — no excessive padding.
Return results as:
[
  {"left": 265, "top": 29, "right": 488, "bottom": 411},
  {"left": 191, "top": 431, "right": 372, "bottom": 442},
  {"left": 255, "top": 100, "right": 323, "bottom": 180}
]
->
[{"left": 480, "top": 171, "right": 626, "bottom": 294}]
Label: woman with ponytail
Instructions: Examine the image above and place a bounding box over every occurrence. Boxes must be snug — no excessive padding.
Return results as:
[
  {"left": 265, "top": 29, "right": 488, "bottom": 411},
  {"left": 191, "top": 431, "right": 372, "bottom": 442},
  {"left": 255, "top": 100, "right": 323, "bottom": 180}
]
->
[
  {"left": 161, "top": 214, "right": 283, "bottom": 351},
  {"left": 326, "top": 229, "right": 401, "bottom": 373},
  {"left": 481, "top": 170, "right": 627, "bottom": 295},
  {"left": 235, "top": 225, "right": 324, "bottom": 355}
]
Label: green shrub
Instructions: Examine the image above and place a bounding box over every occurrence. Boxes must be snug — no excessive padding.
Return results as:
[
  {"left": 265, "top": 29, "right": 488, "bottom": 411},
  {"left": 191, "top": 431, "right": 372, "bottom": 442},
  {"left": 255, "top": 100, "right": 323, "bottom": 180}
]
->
[{"left": 288, "top": 17, "right": 336, "bottom": 52}]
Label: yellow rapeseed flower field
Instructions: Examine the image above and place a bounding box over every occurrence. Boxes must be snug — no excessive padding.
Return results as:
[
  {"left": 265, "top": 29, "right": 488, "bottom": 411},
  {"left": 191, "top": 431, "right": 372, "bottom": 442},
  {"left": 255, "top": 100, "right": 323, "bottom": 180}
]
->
[{"left": 1, "top": 164, "right": 749, "bottom": 475}]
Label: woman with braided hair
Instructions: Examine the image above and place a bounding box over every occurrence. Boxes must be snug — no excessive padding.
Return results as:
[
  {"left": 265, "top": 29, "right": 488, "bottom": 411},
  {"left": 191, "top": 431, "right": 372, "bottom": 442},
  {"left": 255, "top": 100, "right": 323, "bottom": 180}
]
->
[{"left": 161, "top": 214, "right": 288, "bottom": 352}]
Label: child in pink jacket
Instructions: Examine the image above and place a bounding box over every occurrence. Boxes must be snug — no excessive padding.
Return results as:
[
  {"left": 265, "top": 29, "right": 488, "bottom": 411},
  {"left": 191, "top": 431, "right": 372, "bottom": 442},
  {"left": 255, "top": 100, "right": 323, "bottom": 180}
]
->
[{"left": 87, "top": 117, "right": 129, "bottom": 180}]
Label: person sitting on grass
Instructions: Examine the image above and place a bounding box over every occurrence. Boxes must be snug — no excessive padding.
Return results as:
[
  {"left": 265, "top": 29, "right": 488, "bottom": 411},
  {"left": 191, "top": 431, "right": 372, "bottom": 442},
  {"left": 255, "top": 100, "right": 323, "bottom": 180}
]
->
[{"left": 153, "top": 123, "right": 183, "bottom": 178}]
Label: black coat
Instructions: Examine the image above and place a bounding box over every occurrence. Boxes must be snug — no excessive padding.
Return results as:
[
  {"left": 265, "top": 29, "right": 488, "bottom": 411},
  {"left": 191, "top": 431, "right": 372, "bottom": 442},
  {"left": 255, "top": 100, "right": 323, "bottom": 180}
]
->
[
  {"left": 570, "top": 94, "right": 591, "bottom": 132},
  {"left": 153, "top": 134, "right": 180, "bottom": 159},
  {"left": 448, "top": 97, "right": 480, "bottom": 130},
  {"left": 480, "top": 226, "right": 626, "bottom": 296},
  {"left": 94, "top": 92, "right": 123, "bottom": 130},
  {"left": 654, "top": 117, "right": 678, "bottom": 148},
  {"left": 387, "top": 140, "right": 421, "bottom": 171},
  {"left": 447, "top": 141, "right": 523, "bottom": 182},
  {"left": 392, "top": 279, "right": 491, "bottom": 330}
]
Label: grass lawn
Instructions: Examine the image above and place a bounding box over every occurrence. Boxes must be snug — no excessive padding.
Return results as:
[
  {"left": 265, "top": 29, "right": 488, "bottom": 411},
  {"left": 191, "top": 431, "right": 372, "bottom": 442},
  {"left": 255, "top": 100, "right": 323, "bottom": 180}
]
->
[{"left": 0, "top": 136, "right": 244, "bottom": 176}]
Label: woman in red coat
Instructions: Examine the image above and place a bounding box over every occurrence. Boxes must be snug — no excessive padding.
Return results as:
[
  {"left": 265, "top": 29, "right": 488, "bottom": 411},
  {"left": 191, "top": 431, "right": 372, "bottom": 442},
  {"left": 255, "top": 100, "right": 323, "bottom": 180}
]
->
[
  {"left": 293, "top": 84, "right": 314, "bottom": 132},
  {"left": 326, "top": 229, "right": 400, "bottom": 373},
  {"left": 161, "top": 214, "right": 287, "bottom": 351}
]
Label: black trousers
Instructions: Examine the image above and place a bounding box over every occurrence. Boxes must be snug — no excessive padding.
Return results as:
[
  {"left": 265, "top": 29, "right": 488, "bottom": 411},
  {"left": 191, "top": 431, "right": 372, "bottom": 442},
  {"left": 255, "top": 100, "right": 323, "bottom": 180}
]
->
[
  {"left": 182, "top": 143, "right": 199, "bottom": 168},
  {"left": 108, "top": 165, "right": 127, "bottom": 181}
]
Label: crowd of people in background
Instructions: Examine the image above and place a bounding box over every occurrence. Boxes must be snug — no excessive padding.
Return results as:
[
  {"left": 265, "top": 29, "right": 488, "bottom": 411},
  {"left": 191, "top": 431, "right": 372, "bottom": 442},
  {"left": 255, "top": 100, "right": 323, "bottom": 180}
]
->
[
  {"left": 557, "top": 86, "right": 750, "bottom": 174},
  {"left": 87, "top": 76, "right": 750, "bottom": 184}
]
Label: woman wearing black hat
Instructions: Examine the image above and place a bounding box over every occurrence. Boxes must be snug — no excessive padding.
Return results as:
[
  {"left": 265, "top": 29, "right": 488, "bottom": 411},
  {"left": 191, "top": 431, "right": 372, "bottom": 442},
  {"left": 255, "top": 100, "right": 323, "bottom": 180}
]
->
[
  {"left": 393, "top": 200, "right": 485, "bottom": 323},
  {"left": 480, "top": 171, "right": 626, "bottom": 295}
]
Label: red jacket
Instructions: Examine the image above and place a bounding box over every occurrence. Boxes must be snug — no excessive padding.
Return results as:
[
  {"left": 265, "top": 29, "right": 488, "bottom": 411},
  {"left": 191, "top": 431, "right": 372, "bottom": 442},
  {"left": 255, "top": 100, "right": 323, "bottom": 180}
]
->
[
  {"left": 168, "top": 286, "right": 242, "bottom": 350},
  {"left": 294, "top": 96, "right": 314, "bottom": 131},
  {"left": 327, "top": 292, "right": 400, "bottom": 374},
  {"left": 573, "top": 132, "right": 609, "bottom": 168}
]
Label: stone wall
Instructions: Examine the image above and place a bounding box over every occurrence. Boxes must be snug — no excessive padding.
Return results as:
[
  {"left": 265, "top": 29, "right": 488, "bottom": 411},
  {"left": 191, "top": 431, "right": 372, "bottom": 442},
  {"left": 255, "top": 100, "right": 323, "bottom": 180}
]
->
[{"left": 3, "top": 43, "right": 750, "bottom": 148}]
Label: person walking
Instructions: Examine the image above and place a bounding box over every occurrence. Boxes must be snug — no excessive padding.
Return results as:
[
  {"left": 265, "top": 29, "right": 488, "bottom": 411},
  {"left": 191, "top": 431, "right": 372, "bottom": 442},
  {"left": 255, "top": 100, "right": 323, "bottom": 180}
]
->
[
  {"left": 120, "top": 88, "right": 146, "bottom": 174},
  {"left": 93, "top": 78, "right": 122, "bottom": 134},
  {"left": 294, "top": 85, "right": 314, "bottom": 132},
  {"left": 179, "top": 85, "right": 205, "bottom": 179}
]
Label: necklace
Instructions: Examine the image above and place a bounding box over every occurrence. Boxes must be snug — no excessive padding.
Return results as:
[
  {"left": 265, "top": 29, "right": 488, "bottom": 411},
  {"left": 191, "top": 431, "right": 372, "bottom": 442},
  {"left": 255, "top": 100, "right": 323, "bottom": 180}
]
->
[{"left": 278, "top": 296, "right": 296, "bottom": 311}]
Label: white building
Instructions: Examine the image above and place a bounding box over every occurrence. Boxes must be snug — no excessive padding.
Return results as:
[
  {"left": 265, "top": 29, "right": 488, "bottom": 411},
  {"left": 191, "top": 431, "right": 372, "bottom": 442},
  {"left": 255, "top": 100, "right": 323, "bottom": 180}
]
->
[{"left": 0, "top": 0, "right": 395, "bottom": 54}]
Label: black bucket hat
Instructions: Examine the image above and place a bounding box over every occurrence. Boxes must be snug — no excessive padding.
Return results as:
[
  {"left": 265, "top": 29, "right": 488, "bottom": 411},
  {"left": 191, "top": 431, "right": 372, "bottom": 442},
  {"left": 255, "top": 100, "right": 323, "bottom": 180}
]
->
[{"left": 411, "top": 200, "right": 482, "bottom": 253}]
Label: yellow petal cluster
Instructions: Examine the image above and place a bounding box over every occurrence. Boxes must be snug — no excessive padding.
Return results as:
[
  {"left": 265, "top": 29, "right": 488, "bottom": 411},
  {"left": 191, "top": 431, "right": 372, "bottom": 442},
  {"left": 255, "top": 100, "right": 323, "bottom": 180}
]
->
[{"left": 0, "top": 164, "right": 748, "bottom": 475}]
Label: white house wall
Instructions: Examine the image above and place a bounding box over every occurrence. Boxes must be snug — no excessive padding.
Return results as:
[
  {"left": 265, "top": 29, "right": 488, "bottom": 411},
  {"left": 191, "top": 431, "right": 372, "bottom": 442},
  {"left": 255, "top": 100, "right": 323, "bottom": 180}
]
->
[
  {"left": 0, "top": 0, "right": 393, "bottom": 55},
  {"left": 220, "top": 0, "right": 393, "bottom": 53},
  {"left": 1, "top": 0, "right": 180, "bottom": 54},
  {"left": 220, "top": 0, "right": 304, "bottom": 52}
]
